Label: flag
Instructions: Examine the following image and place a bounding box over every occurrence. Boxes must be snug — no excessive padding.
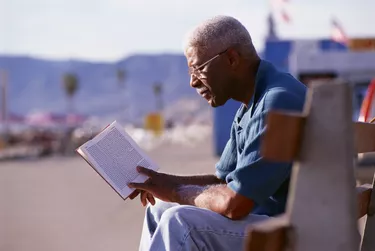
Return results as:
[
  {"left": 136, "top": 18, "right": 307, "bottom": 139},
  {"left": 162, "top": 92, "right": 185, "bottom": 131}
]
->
[
  {"left": 281, "top": 9, "right": 291, "bottom": 23},
  {"left": 331, "top": 18, "right": 348, "bottom": 44},
  {"left": 359, "top": 78, "right": 375, "bottom": 122},
  {"left": 270, "top": 0, "right": 292, "bottom": 24}
]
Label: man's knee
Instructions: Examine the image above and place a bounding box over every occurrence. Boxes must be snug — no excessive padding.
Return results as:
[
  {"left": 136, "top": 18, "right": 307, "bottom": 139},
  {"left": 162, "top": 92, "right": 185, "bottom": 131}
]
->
[
  {"left": 142, "top": 200, "right": 180, "bottom": 237},
  {"left": 159, "top": 205, "right": 199, "bottom": 227},
  {"left": 146, "top": 199, "right": 179, "bottom": 222}
]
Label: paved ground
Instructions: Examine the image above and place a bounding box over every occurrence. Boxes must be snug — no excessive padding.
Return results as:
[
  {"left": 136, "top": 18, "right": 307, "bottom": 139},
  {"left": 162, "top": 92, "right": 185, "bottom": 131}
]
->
[
  {"left": 1, "top": 139, "right": 218, "bottom": 251},
  {"left": 2, "top": 136, "right": 374, "bottom": 251}
]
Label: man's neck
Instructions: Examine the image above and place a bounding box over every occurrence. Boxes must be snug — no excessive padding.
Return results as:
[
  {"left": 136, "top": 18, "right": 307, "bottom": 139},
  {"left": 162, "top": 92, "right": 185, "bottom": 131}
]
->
[{"left": 232, "top": 59, "right": 260, "bottom": 106}]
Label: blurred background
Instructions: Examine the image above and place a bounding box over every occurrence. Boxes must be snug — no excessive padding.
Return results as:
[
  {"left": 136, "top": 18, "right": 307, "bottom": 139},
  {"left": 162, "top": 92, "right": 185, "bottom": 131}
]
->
[{"left": 1, "top": 0, "right": 374, "bottom": 250}]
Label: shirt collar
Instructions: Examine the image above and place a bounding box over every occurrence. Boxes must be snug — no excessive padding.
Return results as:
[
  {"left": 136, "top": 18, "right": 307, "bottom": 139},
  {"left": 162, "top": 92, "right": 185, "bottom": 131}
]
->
[
  {"left": 235, "top": 60, "right": 274, "bottom": 122},
  {"left": 248, "top": 59, "right": 271, "bottom": 108}
]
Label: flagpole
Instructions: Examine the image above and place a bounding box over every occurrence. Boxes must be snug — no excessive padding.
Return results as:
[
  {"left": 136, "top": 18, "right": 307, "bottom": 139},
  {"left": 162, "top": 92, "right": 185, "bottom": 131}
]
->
[
  {"left": 1, "top": 69, "right": 9, "bottom": 141},
  {"left": 1, "top": 70, "right": 7, "bottom": 122}
]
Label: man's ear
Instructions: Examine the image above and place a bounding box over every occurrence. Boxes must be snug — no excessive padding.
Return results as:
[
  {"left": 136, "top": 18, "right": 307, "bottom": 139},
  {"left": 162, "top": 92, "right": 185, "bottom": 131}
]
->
[{"left": 226, "top": 48, "right": 241, "bottom": 70}]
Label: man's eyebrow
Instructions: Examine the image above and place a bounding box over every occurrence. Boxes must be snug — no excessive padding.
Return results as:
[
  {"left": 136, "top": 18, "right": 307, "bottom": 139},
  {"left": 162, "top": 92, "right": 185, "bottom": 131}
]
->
[
  {"left": 187, "top": 60, "right": 195, "bottom": 68},
  {"left": 189, "top": 62, "right": 201, "bottom": 69},
  {"left": 192, "top": 61, "right": 205, "bottom": 69},
  {"left": 189, "top": 57, "right": 205, "bottom": 69}
]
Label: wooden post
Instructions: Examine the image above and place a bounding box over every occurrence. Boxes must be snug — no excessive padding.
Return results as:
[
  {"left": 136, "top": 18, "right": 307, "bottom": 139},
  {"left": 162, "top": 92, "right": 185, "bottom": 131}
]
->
[
  {"left": 246, "top": 80, "right": 375, "bottom": 251},
  {"left": 245, "top": 214, "right": 293, "bottom": 251},
  {"left": 361, "top": 173, "right": 375, "bottom": 251},
  {"left": 261, "top": 114, "right": 375, "bottom": 162},
  {"left": 286, "top": 80, "right": 360, "bottom": 251},
  {"left": 357, "top": 184, "right": 373, "bottom": 219}
]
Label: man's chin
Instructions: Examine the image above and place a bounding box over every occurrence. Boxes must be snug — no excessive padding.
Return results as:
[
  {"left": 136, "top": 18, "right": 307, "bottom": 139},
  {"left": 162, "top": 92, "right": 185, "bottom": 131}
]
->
[
  {"left": 208, "top": 97, "right": 225, "bottom": 108},
  {"left": 208, "top": 101, "right": 217, "bottom": 107}
]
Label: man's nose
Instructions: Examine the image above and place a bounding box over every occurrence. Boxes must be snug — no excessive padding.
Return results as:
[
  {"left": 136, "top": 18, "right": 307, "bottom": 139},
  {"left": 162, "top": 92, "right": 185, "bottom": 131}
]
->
[{"left": 190, "top": 74, "right": 200, "bottom": 88}]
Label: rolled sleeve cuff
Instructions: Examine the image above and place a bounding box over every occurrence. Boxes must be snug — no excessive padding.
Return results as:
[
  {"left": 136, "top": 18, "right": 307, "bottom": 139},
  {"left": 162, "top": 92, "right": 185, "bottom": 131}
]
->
[
  {"left": 227, "top": 180, "right": 262, "bottom": 206},
  {"left": 215, "top": 170, "right": 227, "bottom": 181}
]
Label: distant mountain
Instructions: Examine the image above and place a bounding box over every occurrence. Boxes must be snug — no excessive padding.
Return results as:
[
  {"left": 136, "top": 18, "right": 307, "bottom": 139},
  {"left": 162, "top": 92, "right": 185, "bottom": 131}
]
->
[{"left": 0, "top": 54, "right": 203, "bottom": 124}]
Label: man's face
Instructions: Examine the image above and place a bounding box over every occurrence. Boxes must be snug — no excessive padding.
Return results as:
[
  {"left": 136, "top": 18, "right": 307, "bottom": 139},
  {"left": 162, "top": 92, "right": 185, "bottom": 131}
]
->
[{"left": 185, "top": 47, "right": 231, "bottom": 107}]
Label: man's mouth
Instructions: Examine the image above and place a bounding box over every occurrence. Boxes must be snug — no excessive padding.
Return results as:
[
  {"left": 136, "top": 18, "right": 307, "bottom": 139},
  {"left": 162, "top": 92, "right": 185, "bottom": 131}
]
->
[
  {"left": 197, "top": 87, "right": 211, "bottom": 99},
  {"left": 201, "top": 91, "right": 211, "bottom": 99}
]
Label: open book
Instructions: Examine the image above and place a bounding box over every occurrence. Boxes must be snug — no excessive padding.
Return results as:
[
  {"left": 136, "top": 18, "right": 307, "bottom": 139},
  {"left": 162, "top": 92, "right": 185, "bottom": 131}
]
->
[{"left": 76, "top": 121, "right": 159, "bottom": 200}]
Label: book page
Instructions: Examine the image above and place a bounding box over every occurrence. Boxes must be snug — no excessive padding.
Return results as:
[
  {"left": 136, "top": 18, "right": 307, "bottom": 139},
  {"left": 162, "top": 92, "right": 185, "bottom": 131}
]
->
[{"left": 79, "top": 121, "right": 158, "bottom": 199}]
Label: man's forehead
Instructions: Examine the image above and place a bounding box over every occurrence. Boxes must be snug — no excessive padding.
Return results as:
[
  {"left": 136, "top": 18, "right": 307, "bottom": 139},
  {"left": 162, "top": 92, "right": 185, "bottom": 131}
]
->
[{"left": 185, "top": 46, "right": 209, "bottom": 67}]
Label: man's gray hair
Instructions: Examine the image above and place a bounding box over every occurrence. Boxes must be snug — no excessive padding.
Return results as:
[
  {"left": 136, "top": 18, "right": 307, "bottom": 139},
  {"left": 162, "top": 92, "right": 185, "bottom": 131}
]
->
[{"left": 183, "top": 15, "right": 255, "bottom": 57}]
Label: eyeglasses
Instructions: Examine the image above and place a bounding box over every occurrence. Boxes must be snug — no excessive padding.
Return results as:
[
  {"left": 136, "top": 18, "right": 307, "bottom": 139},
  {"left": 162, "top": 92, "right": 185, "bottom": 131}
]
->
[{"left": 188, "top": 49, "right": 228, "bottom": 78}]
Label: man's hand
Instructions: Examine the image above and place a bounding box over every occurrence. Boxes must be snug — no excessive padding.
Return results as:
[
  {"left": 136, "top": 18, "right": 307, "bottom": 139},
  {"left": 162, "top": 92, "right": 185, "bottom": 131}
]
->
[
  {"left": 129, "top": 188, "right": 156, "bottom": 206},
  {"left": 140, "top": 190, "right": 155, "bottom": 206},
  {"left": 128, "top": 166, "right": 179, "bottom": 203}
]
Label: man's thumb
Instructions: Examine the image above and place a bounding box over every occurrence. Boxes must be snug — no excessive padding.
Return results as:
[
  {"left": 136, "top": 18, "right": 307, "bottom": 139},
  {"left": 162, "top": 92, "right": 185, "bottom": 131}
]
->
[{"left": 137, "top": 166, "right": 156, "bottom": 177}]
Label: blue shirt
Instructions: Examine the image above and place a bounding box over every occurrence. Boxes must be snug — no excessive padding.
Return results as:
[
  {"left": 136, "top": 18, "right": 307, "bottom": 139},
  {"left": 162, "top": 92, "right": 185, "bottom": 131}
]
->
[{"left": 215, "top": 60, "right": 307, "bottom": 217}]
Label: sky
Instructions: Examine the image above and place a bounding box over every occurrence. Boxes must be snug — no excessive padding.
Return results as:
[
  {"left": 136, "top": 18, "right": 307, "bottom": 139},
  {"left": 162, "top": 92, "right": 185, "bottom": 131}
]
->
[{"left": 0, "top": 0, "right": 373, "bottom": 62}]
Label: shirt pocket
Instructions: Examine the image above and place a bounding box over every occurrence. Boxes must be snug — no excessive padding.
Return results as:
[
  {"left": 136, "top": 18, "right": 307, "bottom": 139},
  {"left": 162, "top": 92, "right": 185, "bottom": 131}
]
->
[
  {"left": 236, "top": 121, "right": 248, "bottom": 154},
  {"left": 236, "top": 110, "right": 265, "bottom": 156}
]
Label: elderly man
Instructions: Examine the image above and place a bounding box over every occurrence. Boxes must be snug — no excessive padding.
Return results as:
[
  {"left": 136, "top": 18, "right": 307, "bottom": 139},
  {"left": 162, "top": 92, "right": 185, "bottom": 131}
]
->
[{"left": 128, "top": 15, "right": 307, "bottom": 251}]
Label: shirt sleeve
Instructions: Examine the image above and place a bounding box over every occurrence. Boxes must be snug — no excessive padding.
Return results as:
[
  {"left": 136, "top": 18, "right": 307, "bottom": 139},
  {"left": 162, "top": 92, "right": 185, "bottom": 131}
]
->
[{"left": 226, "top": 88, "right": 305, "bottom": 205}]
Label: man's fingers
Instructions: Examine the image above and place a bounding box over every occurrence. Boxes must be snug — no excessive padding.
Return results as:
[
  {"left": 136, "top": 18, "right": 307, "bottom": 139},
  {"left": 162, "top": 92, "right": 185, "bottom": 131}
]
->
[
  {"left": 147, "top": 193, "right": 155, "bottom": 205},
  {"left": 129, "top": 190, "right": 140, "bottom": 200},
  {"left": 137, "top": 166, "right": 157, "bottom": 177},
  {"left": 140, "top": 191, "right": 148, "bottom": 206},
  {"left": 128, "top": 182, "right": 150, "bottom": 191}
]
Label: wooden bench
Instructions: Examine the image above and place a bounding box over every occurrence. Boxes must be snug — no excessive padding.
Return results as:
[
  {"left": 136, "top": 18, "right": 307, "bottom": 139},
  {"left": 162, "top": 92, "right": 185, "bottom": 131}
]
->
[{"left": 245, "top": 80, "right": 375, "bottom": 251}]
